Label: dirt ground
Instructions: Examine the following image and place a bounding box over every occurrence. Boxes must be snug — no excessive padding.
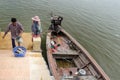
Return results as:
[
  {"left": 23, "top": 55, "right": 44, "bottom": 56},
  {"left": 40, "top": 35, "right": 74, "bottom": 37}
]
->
[{"left": 0, "top": 32, "right": 32, "bottom": 50}]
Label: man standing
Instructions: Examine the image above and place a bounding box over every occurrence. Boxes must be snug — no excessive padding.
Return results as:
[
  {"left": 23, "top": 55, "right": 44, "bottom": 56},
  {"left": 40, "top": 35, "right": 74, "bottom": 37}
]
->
[{"left": 2, "top": 18, "right": 24, "bottom": 48}]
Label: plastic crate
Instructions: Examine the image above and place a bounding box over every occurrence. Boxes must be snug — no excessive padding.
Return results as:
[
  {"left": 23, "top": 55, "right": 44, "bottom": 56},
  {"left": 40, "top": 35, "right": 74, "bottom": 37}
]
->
[{"left": 13, "top": 46, "right": 26, "bottom": 57}]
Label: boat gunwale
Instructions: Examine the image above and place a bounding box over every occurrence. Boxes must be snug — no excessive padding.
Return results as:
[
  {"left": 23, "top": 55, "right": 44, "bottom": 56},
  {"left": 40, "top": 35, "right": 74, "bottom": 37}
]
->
[{"left": 61, "top": 29, "right": 110, "bottom": 80}]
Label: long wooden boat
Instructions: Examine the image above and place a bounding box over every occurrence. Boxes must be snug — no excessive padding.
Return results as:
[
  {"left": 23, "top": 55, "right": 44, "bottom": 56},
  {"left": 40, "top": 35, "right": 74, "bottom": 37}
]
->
[{"left": 46, "top": 29, "right": 110, "bottom": 80}]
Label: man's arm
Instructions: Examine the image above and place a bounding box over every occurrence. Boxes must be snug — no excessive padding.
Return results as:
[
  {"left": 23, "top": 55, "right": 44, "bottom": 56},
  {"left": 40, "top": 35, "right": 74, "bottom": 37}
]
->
[
  {"left": 18, "top": 23, "right": 24, "bottom": 37},
  {"left": 19, "top": 30, "right": 23, "bottom": 37},
  {"left": 2, "top": 24, "right": 10, "bottom": 39}
]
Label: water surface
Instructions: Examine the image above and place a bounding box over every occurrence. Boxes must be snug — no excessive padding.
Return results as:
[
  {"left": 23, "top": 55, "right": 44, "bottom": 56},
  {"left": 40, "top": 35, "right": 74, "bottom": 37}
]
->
[{"left": 0, "top": 0, "right": 120, "bottom": 79}]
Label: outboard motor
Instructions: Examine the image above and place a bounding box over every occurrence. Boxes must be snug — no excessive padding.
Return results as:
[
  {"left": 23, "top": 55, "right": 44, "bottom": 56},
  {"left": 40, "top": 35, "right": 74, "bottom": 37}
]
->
[
  {"left": 49, "top": 16, "right": 63, "bottom": 34},
  {"left": 51, "top": 16, "right": 63, "bottom": 26}
]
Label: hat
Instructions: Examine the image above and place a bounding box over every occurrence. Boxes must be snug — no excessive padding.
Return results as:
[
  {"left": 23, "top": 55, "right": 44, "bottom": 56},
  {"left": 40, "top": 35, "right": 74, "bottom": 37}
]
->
[{"left": 32, "top": 16, "right": 40, "bottom": 21}]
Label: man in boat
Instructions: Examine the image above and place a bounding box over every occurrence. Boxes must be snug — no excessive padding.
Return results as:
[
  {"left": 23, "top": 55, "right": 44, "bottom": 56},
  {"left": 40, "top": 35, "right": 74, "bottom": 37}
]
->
[
  {"left": 49, "top": 15, "right": 63, "bottom": 34},
  {"left": 2, "top": 18, "right": 24, "bottom": 48}
]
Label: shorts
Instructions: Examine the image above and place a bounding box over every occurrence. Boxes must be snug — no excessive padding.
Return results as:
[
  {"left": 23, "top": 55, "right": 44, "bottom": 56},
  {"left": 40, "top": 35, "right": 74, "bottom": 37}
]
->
[{"left": 16, "top": 36, "right": 23, "bottom": 43}]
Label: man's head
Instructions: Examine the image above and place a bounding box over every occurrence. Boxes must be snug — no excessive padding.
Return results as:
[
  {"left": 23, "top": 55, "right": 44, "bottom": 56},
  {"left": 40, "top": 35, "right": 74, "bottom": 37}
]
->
[
  {"left": 11, "top": 18, "right": 17, "bottom": 22},
  {"left": 11, "top": 18, "right": 17, "bottom": 26}
]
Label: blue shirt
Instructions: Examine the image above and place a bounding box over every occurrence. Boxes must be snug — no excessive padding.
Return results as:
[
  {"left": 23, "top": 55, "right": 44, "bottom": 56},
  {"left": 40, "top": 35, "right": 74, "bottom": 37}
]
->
[{"left": 31, "top": 22, "right": 42, "bottom": 35}]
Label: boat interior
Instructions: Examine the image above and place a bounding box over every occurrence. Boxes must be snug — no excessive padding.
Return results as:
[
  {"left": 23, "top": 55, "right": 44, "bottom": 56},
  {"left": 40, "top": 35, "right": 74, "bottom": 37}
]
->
[{"left": 48, "top": 32, "right": 103, "bottom": 80}]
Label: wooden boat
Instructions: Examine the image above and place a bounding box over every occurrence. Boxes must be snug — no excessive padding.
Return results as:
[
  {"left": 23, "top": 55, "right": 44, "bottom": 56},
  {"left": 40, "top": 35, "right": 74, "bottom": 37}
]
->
[{"left": 46, "top": 29, "right": 110, "bottom": 80}]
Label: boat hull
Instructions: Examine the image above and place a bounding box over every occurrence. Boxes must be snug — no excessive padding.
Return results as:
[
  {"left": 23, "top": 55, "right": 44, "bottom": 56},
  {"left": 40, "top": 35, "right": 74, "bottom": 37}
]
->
[{"left": 46, "top": 29, "right": 110, "bottom": 80}]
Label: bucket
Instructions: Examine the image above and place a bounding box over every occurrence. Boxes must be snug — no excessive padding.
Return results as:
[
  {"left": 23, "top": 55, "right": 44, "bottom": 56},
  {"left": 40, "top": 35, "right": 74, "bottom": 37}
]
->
[{"left": 13, "top": 46, "right": 26, "bottom": 57}]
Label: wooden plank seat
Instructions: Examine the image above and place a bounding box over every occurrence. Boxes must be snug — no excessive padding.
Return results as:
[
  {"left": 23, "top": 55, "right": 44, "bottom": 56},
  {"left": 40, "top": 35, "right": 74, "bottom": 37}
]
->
[
  {"left": 53, "top": 54, "right": 78, "bottom": 59},
  {"left": 53, "top": 49, "right": 78, "bottom": 55}
]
